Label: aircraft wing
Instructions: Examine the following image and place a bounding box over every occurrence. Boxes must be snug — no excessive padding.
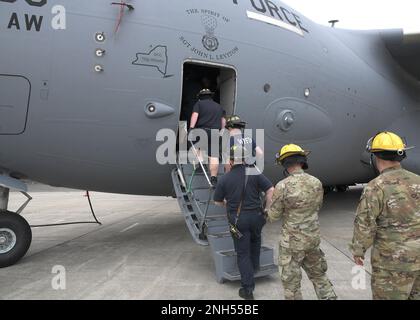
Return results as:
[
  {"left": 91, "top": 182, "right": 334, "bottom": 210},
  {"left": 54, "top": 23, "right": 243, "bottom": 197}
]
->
[{"left": 381, "top": 29, "right": 420, "bottom": 81}]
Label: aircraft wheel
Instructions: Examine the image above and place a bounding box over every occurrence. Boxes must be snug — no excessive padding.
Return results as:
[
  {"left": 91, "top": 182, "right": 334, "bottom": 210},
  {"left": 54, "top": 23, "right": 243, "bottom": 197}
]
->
[
  {"left": 336, "top": 185, "right": 349, "bottom": 193},
  {"left": 323, "top": 186, "right": 334, "bottom": 195},
  {"left": 0, "top": 211, "right": 32, "bottom": 268}
]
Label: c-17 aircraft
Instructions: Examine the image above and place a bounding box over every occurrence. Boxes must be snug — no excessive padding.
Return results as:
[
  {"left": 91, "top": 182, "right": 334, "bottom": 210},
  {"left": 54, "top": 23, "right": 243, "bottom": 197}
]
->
[{"left": 0, "top": 0, "right": 419, "bottom": 274}]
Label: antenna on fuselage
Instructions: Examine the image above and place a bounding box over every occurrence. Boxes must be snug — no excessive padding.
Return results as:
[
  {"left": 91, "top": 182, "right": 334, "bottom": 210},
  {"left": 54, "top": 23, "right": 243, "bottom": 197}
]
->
[
  {"left": 328, "top": 20, "right": 339, "bottom": 28},
  {"left": 111, "top": 1, "right": 135, "bottom": 34}
]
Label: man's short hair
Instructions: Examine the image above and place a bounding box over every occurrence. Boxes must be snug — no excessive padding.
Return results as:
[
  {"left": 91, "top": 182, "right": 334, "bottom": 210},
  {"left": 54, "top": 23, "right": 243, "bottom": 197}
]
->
[
  {"left": 281, "top": 155, "right": 309, "bottom": 170},
  {"left": 375, "top": 151, "right": 406, "bottom": 162}
]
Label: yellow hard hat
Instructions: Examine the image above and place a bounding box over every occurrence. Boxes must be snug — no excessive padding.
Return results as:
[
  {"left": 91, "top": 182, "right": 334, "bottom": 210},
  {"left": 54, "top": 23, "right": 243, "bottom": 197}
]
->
[
  {"left": 367, "top": 132, "right": 414, "bottom": 155},
  {"left": 276, "top": 144, "right": 310, "bottom": 163}
]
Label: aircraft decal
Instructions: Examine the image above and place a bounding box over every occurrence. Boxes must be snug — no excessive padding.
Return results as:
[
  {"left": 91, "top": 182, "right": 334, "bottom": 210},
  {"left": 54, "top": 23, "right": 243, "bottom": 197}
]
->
[
  {"left": 201, "top": 14, "right": 219, "bottom": 52},
  {"left": 0, "top": 0, "right": 66, "bottom": 31},
  {"left": 179, "top": 9, "right": 239, "bottom": 61},
  {"left": 231, "top": 0, "right": 309, "bottom": 34},
  {"left": 0, "top": 0, "right": 47, "bottom": 7},
  {"left": 132, "top": 45, "right": 172, "bottom": 78}
]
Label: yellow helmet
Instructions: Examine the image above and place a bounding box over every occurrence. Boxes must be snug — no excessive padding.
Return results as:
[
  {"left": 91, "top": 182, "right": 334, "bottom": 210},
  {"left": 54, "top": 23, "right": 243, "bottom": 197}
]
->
[
  {"left": 367, "top": 132, "right": 414, "bottom": 155},
  {"left": 276, "top": 144, "right": 310, "bottom": 163}
]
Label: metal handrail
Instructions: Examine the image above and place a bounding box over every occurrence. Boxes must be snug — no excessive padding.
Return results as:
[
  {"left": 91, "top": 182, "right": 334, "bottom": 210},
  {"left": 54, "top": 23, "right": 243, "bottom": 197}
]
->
[
  {"left": 185, "top": 128, "right": 213, "bottom": 188},
  {"left": 182, "top": 127, "right": 216, "bottom": 235}
]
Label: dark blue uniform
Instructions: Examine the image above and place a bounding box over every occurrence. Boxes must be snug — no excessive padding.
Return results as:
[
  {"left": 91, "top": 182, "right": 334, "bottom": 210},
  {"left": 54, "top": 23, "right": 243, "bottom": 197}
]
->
[
  {"left": 214, "top": 165, "right": 273, "bottom": 292},
  {"left": 190, "top": 96, "right": 224, "bottom": 157},
  {"left": 230, "top": 134, "right": 257, "bottom": 155},
  {"left": 223, "top": 133, "right": 258, "bottom": 166},
  {"left": 192, "top": 97, "right": 224, "bottom": 130}
]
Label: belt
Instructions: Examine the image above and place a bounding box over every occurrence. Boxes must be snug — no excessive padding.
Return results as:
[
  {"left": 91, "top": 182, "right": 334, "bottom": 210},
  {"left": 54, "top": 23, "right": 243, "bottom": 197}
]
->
[
  {"left": 195, "top": 127, "right": 219, "bottom": 130},
  {"left": 230, "top": 208, "right": 260, "bottom": 215}
]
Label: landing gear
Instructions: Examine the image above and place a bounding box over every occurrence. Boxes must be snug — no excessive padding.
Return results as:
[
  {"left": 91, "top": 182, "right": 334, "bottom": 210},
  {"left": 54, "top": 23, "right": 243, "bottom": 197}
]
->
[
  {"left": 323, "top": 186, "right": 335, "bottom": 195},
  {"left": 323, "top": 185, "right": 350, "bottom": 194},
  {"left": 0, "top": 211, "right": 32, "bottom": 268},
  {"left": 336, "top": 185, "right": 350, "bottom": 193},
  {"left": 0, "top": 186, "right": 32, "bottom": 268}
]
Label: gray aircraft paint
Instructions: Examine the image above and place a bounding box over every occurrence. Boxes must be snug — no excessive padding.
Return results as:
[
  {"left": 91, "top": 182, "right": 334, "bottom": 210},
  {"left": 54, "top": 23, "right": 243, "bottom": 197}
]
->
[{"left": 0, "top": 0, "right": 419, "bottom": 196}]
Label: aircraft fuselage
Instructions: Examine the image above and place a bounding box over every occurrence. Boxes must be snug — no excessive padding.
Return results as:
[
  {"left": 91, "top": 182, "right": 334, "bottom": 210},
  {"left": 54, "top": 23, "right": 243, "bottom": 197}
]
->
[{"left": 0, "top": 0, "right": 419, "bottom": 195}]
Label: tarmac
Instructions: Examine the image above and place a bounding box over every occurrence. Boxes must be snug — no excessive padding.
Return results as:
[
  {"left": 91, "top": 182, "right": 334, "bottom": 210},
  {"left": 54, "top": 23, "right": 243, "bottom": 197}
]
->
[{"left": 0, "top": 184, "right": 373, "bottom": 300}]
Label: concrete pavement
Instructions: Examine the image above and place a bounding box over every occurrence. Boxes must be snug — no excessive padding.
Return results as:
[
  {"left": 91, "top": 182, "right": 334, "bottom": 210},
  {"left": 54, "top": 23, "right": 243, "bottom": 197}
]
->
[{"left": 0, "top": 185, "right": 372, "bottom": 300}]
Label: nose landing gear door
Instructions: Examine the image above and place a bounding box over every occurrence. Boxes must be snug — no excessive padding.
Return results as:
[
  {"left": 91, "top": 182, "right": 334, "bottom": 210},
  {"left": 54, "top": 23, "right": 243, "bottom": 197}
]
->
[{"left": 0, "top": 75, "right": 30, "bottom": 135}]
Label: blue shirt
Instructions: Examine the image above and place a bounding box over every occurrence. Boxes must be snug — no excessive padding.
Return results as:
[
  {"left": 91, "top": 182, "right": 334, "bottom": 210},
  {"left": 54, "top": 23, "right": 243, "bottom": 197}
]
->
[{"left": 214, "top": 165, "right": 273, "bottom": 214}]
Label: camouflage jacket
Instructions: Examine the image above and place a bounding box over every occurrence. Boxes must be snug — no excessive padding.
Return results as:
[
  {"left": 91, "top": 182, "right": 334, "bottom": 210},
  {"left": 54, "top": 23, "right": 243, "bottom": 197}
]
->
[
  {"left": 268, "top": 169, "right": 323, "bottom": 251},
  {"left": 350, "top": 166, "right": 420, "bottom": 272}
]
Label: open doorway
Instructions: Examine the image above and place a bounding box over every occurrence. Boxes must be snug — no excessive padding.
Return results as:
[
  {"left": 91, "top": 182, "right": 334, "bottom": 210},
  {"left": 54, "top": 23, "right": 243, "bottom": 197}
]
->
[{"left": 179, "top": 62, "right": 237, "bottom": 135}]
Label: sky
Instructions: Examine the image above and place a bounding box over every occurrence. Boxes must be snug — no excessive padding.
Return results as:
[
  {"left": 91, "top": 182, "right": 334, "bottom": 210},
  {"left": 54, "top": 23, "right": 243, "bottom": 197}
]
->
[{"left": 281, "top": 0, "right": 420, "bottom": 32}]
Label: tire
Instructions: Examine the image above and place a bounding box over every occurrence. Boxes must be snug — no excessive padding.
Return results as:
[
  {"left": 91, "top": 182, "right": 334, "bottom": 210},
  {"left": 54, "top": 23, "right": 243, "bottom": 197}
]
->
[
  {"left": 0, "top": 211, "right": 32, "bottom": 268},
  {"left": 336, "top": 185, "right": 349, "bottom": 193},
  {"left": 323, "top": 186, "right": 334, "bottom": 195}
]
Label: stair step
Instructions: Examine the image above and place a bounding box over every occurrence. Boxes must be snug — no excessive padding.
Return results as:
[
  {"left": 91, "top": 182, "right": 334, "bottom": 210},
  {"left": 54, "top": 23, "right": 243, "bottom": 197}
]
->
[
  {"left": 223, "top": 264, "right": 279, "bottom": 281},
  {"left": 207, "top": 231, "right": 234, "bottom": 252},
  {"left": 208, "top": 231, "right": 231, "bottom": 238},
  {"left": 206, "top": 215, "right": 227, "bottom": 221},
  {"left": 182, "top": 165, "right": 224, "bottom": 176},
  {"left": 213, "top": 246, "right": 277, "bottom": 282},
  {"left": 218, "top": 246, "right": 272, "bottom": 257},
  {"left": 172, "top": 168, "right": 208, "bottom": 246},
  {"left": 197, "top": 203, "right": 226, "bottom": 215},
  {"left": 203, "top": 211, "right": 226, "bottom": 218},
  {"left": 207, "top": 224, "right": 230, "bottom": 235},
  {"left": 172, "top": 165, "right": 277, "bottom": 284},
  {"left": 192, "top": 189, "right": 217, "bottom": 202},
  {"left": 206, "top": 219, "right": 228, "bottom": 228}
]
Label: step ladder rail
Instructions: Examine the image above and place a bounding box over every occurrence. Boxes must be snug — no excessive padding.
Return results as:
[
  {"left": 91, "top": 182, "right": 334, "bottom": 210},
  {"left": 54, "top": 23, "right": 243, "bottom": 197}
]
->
[
  {"left": 198, "top": 188, "right": 215, "bottom": 236},
  {"left": 183, "top": 129, "right": 215, "bottom": 235},
  {"left": 186, "top": 165, "right": 201, "bottom": 194},
  {"left": 185, "top": 127, "right": 213, "bottom": 189},
  {"left": 176, "top": 165, "right": 187, "bottom": 191},
  {"left": 175, "top": 128, "right": 215, "bottom": 239},
  {"left": 173, "top": 128, "right": 278, "bottom": 283},
  {"left": 171, "top": 168, "right": 208, "bottom": 246}
]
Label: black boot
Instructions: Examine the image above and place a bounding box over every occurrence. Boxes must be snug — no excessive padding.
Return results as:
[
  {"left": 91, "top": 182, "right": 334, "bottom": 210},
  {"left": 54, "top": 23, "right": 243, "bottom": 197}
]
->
[
  {"left": 239, "top": 288, "right": 254, "bottom": 300},
  {"left": 210, "top": 176, "right": 218, "bottom": 187}
]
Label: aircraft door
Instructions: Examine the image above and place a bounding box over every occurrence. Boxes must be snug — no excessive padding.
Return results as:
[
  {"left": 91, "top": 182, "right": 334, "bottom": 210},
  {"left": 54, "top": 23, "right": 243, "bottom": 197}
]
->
[
  {"left": 219, "top": 68, "right": 237, "bottom": 116},
  {"left": 179, "top": 62, "right": 237, "bottom": 125},
  {"left": 179, "top": 62, "right": 237, "bottom": 148},
  {"left": 0, "top": 75, "right": 30, "bottom": 135}
]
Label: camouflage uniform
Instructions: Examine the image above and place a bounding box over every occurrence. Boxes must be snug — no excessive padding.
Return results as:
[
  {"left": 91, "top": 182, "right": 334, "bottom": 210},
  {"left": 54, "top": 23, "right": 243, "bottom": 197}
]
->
[
  {"left": 269, "top": 169, "right": 337, "bottom": 300},
  {"left": 350, "top": 165, "right": 420, "bottom": 300}
]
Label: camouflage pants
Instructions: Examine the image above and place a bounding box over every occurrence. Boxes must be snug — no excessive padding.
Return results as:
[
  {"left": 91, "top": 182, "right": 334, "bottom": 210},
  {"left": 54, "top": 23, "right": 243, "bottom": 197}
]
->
[
  {"left": 279, "top": 246, "right": 337, "bottom": 300},
  {"left": 372, "top": 268, "right": 420, "bottom": 300}
]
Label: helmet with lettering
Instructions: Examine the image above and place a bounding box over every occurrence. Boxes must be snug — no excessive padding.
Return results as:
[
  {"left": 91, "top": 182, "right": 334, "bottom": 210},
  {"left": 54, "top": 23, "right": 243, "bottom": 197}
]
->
[
  {"left": 225, "top": 115, "right": 247, "bottom": 129},
  {"left": 197, "top": 88, "right": 214, "bottom": 98}
]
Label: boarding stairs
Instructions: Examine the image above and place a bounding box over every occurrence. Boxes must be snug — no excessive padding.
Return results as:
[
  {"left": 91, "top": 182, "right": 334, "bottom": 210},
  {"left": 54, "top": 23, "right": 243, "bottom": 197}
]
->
[{"left": 171, "top": 144, "right": 278, "bottom": 283}]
